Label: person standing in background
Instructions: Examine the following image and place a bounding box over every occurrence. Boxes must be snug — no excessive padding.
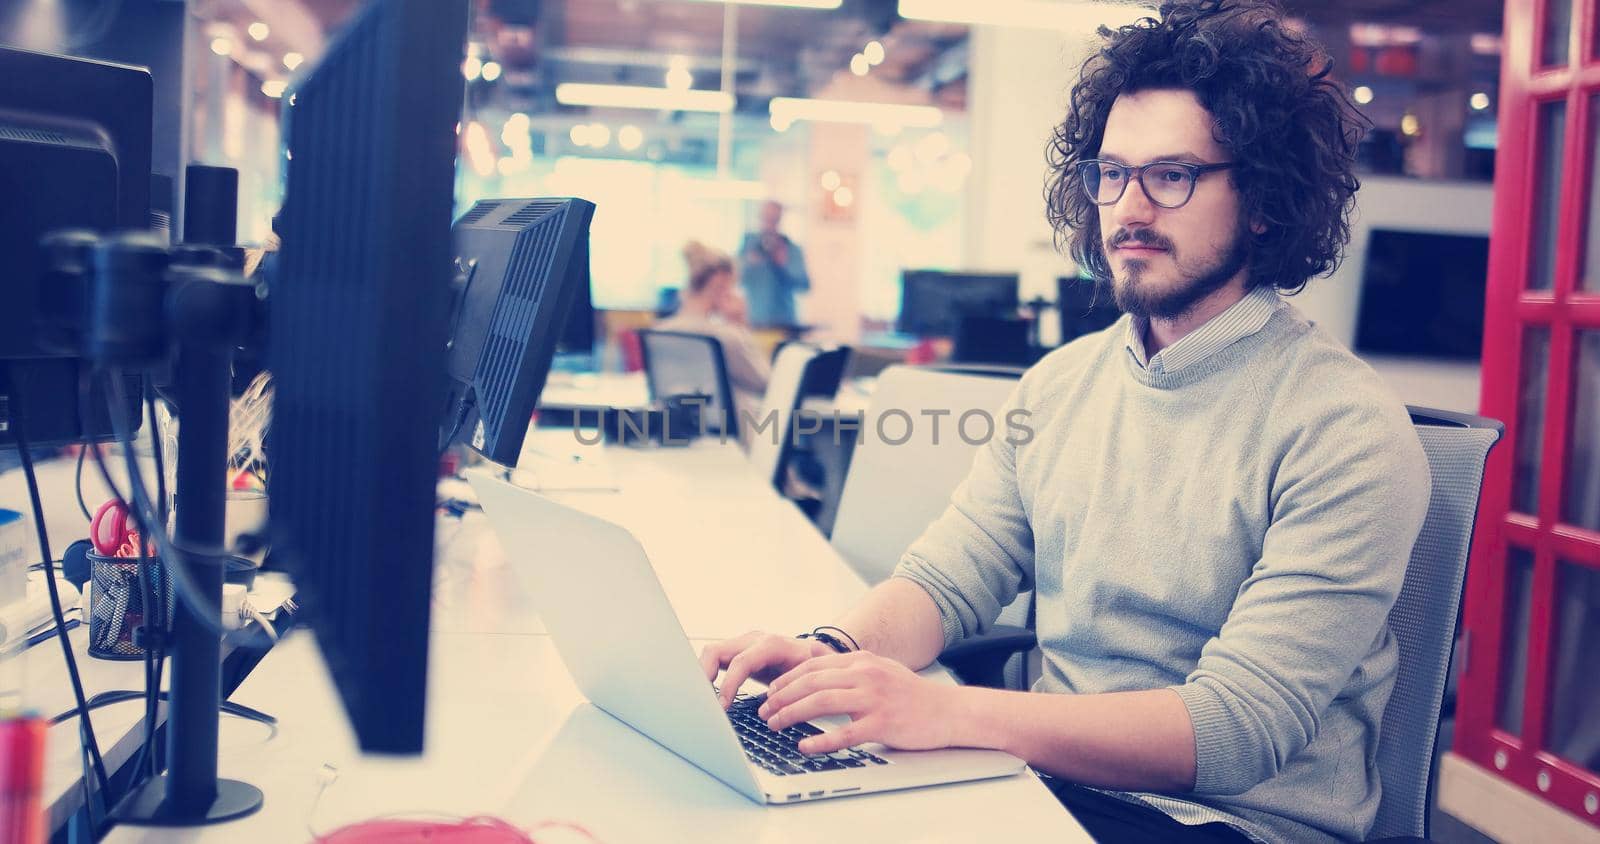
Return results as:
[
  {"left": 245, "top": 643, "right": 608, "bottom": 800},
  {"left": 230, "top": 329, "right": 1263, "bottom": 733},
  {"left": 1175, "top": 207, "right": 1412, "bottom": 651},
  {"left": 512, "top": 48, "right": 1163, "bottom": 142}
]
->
[{"left": 739, "top": 200, "right": 809, "bottom": 327}]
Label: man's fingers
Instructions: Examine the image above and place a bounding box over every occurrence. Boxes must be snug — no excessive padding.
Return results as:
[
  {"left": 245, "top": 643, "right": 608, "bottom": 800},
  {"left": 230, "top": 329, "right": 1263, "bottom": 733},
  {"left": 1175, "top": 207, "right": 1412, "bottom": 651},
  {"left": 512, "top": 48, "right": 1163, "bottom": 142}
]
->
[
  {"left": 768, "top": 651, "right": 861, "bottom": 696},
  {"left": 698, "top": 632, "right": 762, "bottom": 683},
  {"left": 757, "top": 669, "right": 855, "bottom": 720},
  {"left": 718, "top": 639, "right": 788, "bottom": 707},
  {"left": 798, "top": 720, "right": 870, "bottom": 755},
  {"left": 765, "top": 689, "right": 864, "bottom": 733}
]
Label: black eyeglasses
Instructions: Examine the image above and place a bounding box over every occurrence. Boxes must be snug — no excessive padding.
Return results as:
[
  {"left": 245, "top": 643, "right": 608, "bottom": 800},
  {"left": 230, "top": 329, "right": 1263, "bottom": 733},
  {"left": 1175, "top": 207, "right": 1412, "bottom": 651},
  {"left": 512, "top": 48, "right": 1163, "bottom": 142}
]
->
[{"left": 1075, "top": 159, "right": 1236, "bottom": 209}]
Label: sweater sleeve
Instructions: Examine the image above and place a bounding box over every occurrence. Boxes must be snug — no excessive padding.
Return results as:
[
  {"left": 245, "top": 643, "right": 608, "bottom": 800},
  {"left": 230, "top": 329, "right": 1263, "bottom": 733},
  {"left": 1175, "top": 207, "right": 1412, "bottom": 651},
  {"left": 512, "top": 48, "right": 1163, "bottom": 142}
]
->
[
  {"left": 1172, "top": 391, "right": 1431, "bottom": 796},
  {"left": 891, "top": 384, "right": 1036, "bottom": 647}
]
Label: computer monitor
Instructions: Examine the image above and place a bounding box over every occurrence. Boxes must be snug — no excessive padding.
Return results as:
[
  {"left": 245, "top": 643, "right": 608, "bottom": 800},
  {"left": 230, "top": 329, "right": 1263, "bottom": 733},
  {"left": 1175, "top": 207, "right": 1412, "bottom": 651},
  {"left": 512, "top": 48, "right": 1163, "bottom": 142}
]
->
[
  {"left": 0, "top": 46, "right": 150, "bottom": 446},
  {"left": 1354, "top": 229, "right": 1488, "bottom": 361},
  {"left": 560, "top": 266, "right": 597, "bottom": 356},
  {"left": 1056, "top": 275, "right": 1122, "bottom": 343},
  {"left": 896, "top": 270, "right": 1020, "bottom": 337},
  {"left": 445, "top": 197, "right": 596, "bottom": 465},
  {"left": 268, "top": 0, "right": 468, "bottom": 754}
]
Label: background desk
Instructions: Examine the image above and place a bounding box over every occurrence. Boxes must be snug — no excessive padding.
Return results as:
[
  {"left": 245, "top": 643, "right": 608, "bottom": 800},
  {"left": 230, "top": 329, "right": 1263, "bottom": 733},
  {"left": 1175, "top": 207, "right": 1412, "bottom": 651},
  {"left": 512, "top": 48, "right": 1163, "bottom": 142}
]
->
[{"left": 100, "top": 430, "right": 1089, "bottom": 842}]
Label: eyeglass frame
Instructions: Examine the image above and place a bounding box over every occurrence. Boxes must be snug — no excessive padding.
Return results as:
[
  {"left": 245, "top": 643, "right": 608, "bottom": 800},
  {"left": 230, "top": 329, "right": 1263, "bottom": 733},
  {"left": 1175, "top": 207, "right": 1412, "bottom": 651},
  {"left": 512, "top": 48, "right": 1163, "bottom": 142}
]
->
[{"left": 1074, "top": 159, "right": 1237, "bottom": 209}]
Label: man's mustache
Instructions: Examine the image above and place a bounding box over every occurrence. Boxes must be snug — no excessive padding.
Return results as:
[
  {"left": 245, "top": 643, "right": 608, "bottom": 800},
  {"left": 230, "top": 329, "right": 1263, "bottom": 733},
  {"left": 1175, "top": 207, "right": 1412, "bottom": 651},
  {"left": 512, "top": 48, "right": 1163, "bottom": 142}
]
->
[{"left": 1107, "top": 228, "right": 1173, "bottom": 251}]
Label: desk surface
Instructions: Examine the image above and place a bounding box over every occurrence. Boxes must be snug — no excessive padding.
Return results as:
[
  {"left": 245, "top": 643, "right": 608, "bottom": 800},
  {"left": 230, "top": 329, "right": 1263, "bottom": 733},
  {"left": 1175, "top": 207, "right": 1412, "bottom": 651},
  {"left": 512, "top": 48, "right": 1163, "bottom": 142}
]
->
[
  {"left": 432, "top": 432, "right": 867, "bottom": 640},
  {"left": 15, "top": 407, "right": 1085, "bottom": 841},
  {"left": 105, "top": 632, "right": 1085, "bottom": 843}
]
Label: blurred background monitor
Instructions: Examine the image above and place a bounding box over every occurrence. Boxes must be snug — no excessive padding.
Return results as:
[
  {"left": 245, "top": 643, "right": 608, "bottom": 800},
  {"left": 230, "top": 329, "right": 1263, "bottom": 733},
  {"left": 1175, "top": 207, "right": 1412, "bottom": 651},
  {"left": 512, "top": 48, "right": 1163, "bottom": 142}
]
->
[
  {"left": 1056, "top": 275, "right": 1123, "bottom": 344},
  {"left": 444, "top": 197, "right": 597, "bottom": 465},
  {"left": 896, "top": 269, "right": 1020, "bottom": 337},
  {"left": 268, "top": 0, "right": 468, "bottom": 755},
  {"left": 0, "top": 46, "right": 150, "bottom": 447},
  {"left": 1354, "top": 229, "right": 1488, "bottom": 361}
]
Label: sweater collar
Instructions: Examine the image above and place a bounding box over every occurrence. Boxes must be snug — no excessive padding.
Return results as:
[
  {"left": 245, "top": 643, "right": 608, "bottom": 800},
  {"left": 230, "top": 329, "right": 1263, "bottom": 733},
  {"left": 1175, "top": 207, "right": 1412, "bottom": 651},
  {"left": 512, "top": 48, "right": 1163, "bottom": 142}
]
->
[{"left": 1124, "top": 284, "right": 1282, "bottom": 376}]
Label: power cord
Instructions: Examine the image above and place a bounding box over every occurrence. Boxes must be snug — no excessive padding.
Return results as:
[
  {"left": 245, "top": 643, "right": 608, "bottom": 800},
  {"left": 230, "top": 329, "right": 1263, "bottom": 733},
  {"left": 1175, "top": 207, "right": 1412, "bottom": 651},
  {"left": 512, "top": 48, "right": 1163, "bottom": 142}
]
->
[
  {"left": 74, "top": 445, "right": 91, "bottom": 522},
  {"left": 6, "top": 365, "right": 112, "bottom": 827},
  {"left": 99, "top": 369, "right": 229, "bottom": 637},
  {"left": 79, "top": 371, "right": 166, "bottom": 788},
  {"left": 50, "top": 691, "right": 276, "bottom": 732}
]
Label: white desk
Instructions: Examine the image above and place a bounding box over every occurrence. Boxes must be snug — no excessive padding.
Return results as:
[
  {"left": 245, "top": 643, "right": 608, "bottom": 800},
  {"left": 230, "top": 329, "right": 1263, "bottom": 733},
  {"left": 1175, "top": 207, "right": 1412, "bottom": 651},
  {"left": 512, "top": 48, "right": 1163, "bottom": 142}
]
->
[
  {"left": 0, "top": 416, "right": 1081, "bottom": 841},
  {"left": 432, "top": 432, "right": 867, "bottom": 640},
  {"left": 93, "top": 428, "right": 1087, "bottom": 842}
]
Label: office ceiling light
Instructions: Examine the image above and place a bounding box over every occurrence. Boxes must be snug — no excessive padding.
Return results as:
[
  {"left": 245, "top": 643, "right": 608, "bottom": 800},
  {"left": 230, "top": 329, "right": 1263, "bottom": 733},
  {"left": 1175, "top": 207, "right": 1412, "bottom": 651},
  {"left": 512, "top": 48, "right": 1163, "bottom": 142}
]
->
[
  {"left": 261, "top": 79, "right": 287, "bottom": 98},
  {"left": 210, "top": 37, "right": 233, "bottom": 57},
  {"left": 618, "top": 124, "right": 645, "bottom": 151},
  {"left": 283, "top": 51, "right": 304, "bottom": 71},
  {"left": 248, "top": 21, "right": 270, "bottom": 41},
  {"left": 556, "top": 83, "right": 734, "bottom": 113},
  {"left": 850, "top": 53, "right": 870, "bottom": 76},
  {"left": 481, "top": 61, "right": 503, "bottom": 82},
  {"left": 570, "top": 124, "right": 592, "bottom": 146},
  {"left": 864, "top": 40, "right": 885, "bottom": 65},
  {"left": 820, "top": 169, "right": 842, "bottom": 191},
  {"left": 677, "top": 0, "right": 843, "bottom": 8},
  {"left": 1353, "top": 85, "right": 1374, "bottom": 105},
  {"left": 588, "top": 123, "right": 612, "bottom": 148},
  {"left": 463, "top": 55, "right": 483, "bottom": 80},
  {"left": 898, "top": 0, "right": 1147, "bottom": 30},
  {"left": 1400, "top": 113, "right": 1420, "bottom": 136},
  {"left": 832, "top": 185, "right": 854, "bottom": 207},
  {"left": 1470, "top": 92, "right": 1491, "bottom": 111},
  {"left": 768, "top": 97, "right": 941, "bottom": 129}
]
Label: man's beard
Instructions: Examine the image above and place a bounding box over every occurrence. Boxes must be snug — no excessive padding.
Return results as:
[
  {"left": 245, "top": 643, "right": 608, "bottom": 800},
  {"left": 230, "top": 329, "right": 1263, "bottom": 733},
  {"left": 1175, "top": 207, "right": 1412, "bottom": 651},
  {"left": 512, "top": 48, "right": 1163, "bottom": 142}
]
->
[{"left": 1107, "top": 226, "right": 1250, "bottom": 321}]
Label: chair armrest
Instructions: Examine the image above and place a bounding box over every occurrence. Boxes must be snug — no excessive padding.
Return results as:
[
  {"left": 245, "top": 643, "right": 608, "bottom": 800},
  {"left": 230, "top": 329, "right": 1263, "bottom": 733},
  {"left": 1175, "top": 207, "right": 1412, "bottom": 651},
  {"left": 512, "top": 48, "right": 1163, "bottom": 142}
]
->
[{"left": 937, "top": 625, "right": 1037, "bottom": 688}]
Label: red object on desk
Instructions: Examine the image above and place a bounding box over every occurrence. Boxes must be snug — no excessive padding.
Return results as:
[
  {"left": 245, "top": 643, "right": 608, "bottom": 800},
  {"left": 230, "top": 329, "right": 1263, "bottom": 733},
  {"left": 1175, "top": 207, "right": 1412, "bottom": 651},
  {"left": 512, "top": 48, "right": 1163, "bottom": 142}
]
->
[{"left": 0, "top": 715, "right": 46, "bottom": 844}]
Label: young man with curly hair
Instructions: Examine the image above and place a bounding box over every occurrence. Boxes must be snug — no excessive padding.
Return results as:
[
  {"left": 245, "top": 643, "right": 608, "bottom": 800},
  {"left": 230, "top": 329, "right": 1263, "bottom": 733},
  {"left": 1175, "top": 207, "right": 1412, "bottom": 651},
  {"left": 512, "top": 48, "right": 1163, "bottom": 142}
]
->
[{"left": 700, "top": 2, "right": 1430, "bottom": 840}]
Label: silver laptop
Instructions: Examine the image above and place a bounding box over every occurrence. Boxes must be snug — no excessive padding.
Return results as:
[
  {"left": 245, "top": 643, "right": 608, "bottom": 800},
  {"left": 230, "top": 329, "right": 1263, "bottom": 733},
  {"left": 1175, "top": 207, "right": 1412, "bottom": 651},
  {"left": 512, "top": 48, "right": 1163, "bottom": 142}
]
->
[{"left": 468, "top": 469, "right": 1026, "bottom": 804}]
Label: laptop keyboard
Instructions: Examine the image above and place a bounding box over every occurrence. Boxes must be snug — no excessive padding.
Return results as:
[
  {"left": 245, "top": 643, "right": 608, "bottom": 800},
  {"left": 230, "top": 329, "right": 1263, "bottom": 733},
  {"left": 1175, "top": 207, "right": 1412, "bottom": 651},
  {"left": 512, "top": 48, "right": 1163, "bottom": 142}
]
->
[{"left": 727, "top": 693, "right": 890, "bottom": 777}]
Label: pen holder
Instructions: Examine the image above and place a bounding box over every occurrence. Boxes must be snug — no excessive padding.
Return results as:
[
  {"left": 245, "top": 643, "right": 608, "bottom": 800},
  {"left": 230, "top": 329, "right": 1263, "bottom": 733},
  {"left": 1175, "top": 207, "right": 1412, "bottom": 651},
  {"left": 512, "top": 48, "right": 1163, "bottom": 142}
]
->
[{"left": 85, "top": 551, "right": 173, "bottom": 661}]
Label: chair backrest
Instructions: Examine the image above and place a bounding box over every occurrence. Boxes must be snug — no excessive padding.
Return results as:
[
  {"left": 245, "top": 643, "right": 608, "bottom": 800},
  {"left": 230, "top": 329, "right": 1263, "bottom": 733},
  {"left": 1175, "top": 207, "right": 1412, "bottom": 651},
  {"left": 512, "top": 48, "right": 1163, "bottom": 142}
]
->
[
  {"left": 830, "top": 365, "right": 1023, "bottom": 584},
  {"left": 747, "top": 342, "right": 821, "bottom": 488},
  {"left": 638, "top": 329, "right": 738, "bottom": 437},
  {"left": 1370, "top": 406, "right": 1502, "bottom": 840}
]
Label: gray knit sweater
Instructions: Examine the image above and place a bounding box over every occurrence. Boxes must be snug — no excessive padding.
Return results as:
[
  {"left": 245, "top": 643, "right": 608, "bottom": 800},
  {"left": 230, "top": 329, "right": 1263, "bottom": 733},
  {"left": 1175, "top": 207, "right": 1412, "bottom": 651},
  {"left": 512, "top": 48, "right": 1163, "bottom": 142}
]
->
[{"left": 894, "top": 303, "right": 1430, "bottom": 843}]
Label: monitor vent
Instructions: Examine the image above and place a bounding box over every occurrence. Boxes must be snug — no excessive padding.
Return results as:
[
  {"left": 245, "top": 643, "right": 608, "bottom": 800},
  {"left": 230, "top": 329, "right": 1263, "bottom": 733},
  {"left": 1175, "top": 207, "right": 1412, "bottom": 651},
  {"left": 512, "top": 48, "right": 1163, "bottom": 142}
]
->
[
  {"left": 0, "top": 124, "right": 69, "bottom": 145},
  {"left": 475, "top": 206, "right": 567, "bottom": 441},
  {"left": 457, "top": 201, "right": 497, "bottom": 225},
  {"left": 502, "top": 199, "right": 566, "bottom": 229}
]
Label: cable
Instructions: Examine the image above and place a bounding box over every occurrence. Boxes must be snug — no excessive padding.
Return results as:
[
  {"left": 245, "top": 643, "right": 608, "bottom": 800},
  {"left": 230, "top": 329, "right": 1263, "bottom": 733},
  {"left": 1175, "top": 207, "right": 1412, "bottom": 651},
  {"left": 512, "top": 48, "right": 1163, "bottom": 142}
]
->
[
  {"left": 6, "top": 365, "right": 112, "bottom": 820},
  {"left": 52, "top": 691, "right": 276, "bottom": 730},
  {"left": 74, "top": 445, "right": 92, "bottom": 522},
  {"left": 147, "top": 385, "right": 168, "bottom": 526},
  {"left": 438, "top": 390, "right": 476, "bottom": 458},
  {"left": 101, "top": 369, "right": 229, "bottom": 637}
]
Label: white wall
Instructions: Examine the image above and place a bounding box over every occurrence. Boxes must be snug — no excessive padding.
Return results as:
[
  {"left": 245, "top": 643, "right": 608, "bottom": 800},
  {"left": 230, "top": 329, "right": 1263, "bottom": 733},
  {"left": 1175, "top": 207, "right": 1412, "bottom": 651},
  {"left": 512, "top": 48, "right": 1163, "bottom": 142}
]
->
[
  {"left": 965, "top": 25, "right": 1099, "bottom": 313},
  {"left": 1290, "top": 176, "right": 1495, "bottom": 413}
]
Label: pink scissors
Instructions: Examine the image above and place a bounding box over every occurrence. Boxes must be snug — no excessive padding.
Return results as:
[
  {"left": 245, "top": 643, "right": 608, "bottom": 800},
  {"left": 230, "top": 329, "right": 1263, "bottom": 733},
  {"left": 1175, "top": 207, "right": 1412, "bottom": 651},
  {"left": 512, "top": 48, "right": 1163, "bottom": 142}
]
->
[{"left": 90, "top": 499, "right": 135, "bottom": 557}]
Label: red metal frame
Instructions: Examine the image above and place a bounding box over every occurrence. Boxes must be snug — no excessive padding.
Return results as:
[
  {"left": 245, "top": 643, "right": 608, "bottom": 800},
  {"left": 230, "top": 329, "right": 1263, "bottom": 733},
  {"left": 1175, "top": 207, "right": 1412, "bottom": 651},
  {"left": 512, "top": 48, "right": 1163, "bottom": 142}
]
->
[{"left": 1459, "top": 0, "right": 1600, "bottom": 825}]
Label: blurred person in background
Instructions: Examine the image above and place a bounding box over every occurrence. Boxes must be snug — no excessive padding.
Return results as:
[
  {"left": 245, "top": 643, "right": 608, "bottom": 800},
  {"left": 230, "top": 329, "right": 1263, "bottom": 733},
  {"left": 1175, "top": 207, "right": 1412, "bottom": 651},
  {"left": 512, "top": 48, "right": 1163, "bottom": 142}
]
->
[
  {"left": 739, "top": 200, "right": 809, "bottom": 327},
  {"left": 656, "top": 240, "right": 771, "bottom": 411}
]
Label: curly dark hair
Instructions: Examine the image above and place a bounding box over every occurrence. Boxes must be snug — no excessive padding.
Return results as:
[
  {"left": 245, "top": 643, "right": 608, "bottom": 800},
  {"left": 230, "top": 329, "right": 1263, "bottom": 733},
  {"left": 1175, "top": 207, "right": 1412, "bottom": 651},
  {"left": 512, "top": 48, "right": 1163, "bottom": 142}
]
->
[{"left": 1044, "top": 0, "right": 1369, "bottom": 294}]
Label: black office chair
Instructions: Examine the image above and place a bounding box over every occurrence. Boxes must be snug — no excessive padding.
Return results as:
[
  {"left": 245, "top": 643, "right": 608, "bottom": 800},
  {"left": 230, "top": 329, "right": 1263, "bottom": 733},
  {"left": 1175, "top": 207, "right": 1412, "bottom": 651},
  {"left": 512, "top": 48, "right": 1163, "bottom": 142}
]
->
[
  {"left": 938, "top": 406, "right": 1503, "bottom": 843},
  {"left": 638, "top": 329, "right": 740, "bottom": 438}
]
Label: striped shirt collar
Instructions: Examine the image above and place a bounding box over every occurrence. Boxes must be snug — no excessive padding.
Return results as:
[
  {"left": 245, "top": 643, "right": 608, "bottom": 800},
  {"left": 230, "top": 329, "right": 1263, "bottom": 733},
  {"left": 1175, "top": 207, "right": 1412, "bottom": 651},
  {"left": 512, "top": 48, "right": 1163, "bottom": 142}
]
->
[{"left": 1124, "top": 284, "right": 1282, "bottom": 375}]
